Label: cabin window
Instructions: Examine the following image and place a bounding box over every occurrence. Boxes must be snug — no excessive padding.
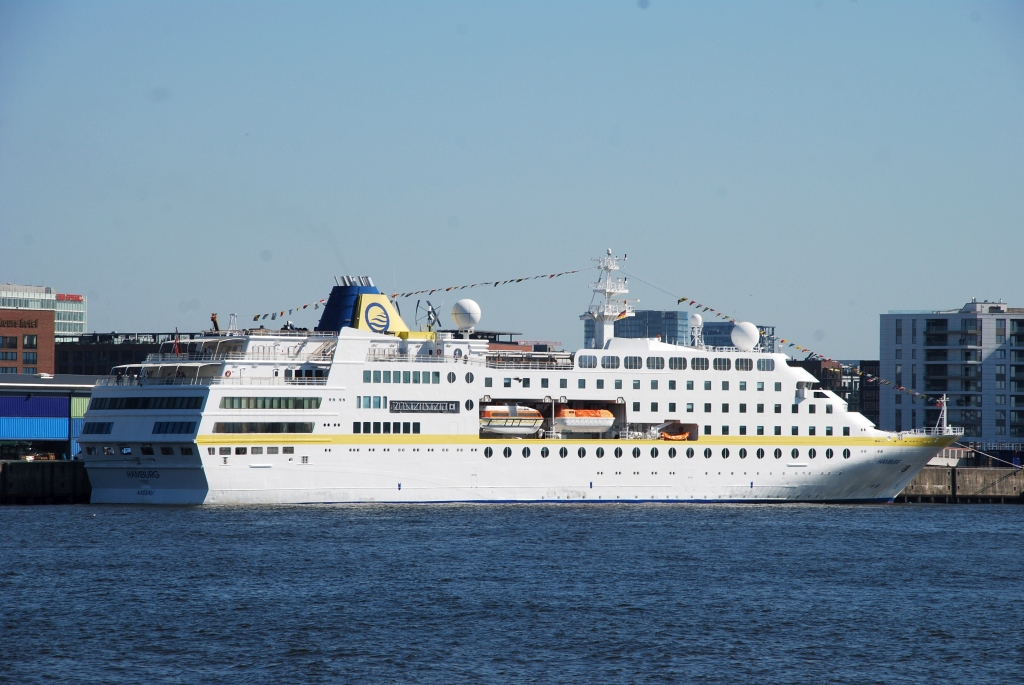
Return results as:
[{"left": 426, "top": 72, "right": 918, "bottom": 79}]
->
[
  {"left": 596, "top": 379, "right": 604, "bottom": 389},
  {"left": 235, "top": 447, "right": 247, "bottom": 455},
  {"left": 687, "top": 381, "right": 694, "bottom": 391},
  {"left": 721, "top": 426, "right": 729, "bottom": 436},
  {"left": 722, "top": 381, "right": 729, "bottom": 391},
  {"left": 403, "top": 371, "right": 411, "bottom": 383},
  {"left": 713, "top": 358, "right": 731, "bottom": 371},
  {"left": 757, "top": 404, "right": 764, "bottom": 413},
  {"left": 669, "top": 403, "right": 676, "bottom": 412},
  {"left": 651, "top": 380, "right": 658, "bottom": 390},
  {"left": 601, "top": 356, "right": 620, "bottom": 369},
  {"left": 826, "top": 404, "right": 833, "bottom": 414},
  {"left": 792, "top": 404, "right": 799, "bottom": 414},
  {"left": 541, "top": 378, "right": 549, "bottom": 388},
  {"left": 739, "top": 381, "right": 746, "bottom": 391},
  {"left": 691, "top": 357, "right": 709, "bottom": 371},
  {"left": 686, "top": 403, "right": 693, "bottom": 412},
  {"left": 373, "top": 370, "right": 381, "bottom": 383},
  {"left": 614, "top": 379, "right": 622, "bottom": 390},
  {"left": 736, "top": 358, "right": 753, "bottom": 371},
  {"left": 739, "top": 426, "right": 746, "bottom": 436},
  {"left": 651, "top": 402, "right": 658, "bottom": 412},
  {"left": 775, "top": 382, "right": 782, "bottom": 391},
  {"left": 808, "top": 426, "right": 816, "bottom": 436},
  {"left": 632, "top": 402, "right": 640, "bottom": 412},
  {"left": 791, "top": 426, "right": 799, "bottom": 436},
  {"left": 383, "top": 371, "right": 391, "bottom": 383},
  {"left": 504, "top": 378, "right": 512, "bottom": 388},
  {"left": 704, "top": 403, "right": 711, "bottom": 412},
  {"left": 624, "top": 356, "right": 643, "bottom": 369},
  {"left": 757, "top": 359, "right": 775, "bottom": 372},
  {"left": 774, "top": 404, "right": 782, "bottom": 413},
  {"left": 843, "top": 427, "right": 850, "bottom": 436},
  {"left": 757, "top": 426, "right": 764, "bottom": 436},
  {"left": 646, "top": 357, "right": 665, "bottom": 370},
  {"left": 809, "top": 405, "right": 816, "bottom": 414},
  {"left": 578, "top": 379, "right": 585, "bottom": 389},
  {"left": 633, "top": 380, "right": 640, "bottom": 390},
  {"left": 774, "top": 426, "right": 782, "bottom": 435},
  {"left": 704, "top": 381, "right": 711, "bottom": 391},
  {"left": 522, "top": 378, "right": 530, "bottom": 388},
  {"left": 757, "top": 382, "right": 764, "bottom": 391},
  {"left": 267, "top": 447, "right": 279, "bottom": 454},
  {"left": 219, "top": 447, "right": 231, "bottom": 455},
  {"left": 669, "top": 380, "right": 676, "bottom": 390},
  {"left": 363, "top": 370, "right": 371, "bottom": 383},
  {"left": 485, "top": 377, "right": 492, "bottom": 387},
  {"left": 579, "top": 355, "right": 598, "bottom": 369},
  {"left": 560, "top": 379, "right": 568, "bottom": 389},
  {"left": 669, "top": 357, "right": 686, "bottom": 370},
  {"left": 739, "top": 404, "right": 746, "bottom": 413},
  {"left": 826, "top": 426, "right": 833, "bottom": 436},
  {"left": 722, "top": 403, "right": 729, "bottom": 413}
]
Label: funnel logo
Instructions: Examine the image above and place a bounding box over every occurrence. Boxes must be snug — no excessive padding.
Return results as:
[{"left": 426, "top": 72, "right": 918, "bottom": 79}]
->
[{"left": 364, "top": 302, "right": 390, "bottom": 333}]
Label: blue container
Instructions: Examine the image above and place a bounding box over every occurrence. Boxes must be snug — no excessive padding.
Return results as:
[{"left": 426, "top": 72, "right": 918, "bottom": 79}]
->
[
  {"left": 72, "top": 418, "right": 84, "bottom": 438},
  {"left": 0, "top": 396, "right": 70, "bottom": 418},
  {"left": 0, "top": 417, "right": 69, "bottom": 440},
  {"left": 71, "top": 439, "right": 81, "bottom": 457}
]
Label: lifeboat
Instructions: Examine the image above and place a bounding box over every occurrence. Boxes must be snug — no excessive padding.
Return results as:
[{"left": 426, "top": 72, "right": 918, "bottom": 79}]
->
[
  {"left": 479, "top": 405, "right": 544, "bottom": 435},
  {"left": 659, "top": 431, "right": 691, "bottom": 441},
  {"left": 553, "top": 408, "right": 616, "bottom": 434}
]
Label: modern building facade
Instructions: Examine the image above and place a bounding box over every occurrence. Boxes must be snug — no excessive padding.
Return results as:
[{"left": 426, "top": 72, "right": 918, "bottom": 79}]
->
[
  {"left": 585, "top": 311, "right": 776, "bottom": 352},
  {"left": 880, "top": 300, "right": 1024, "bottom": 450},
  {"left": 0, "top": 284, "right": 87, "bottom": 341}
]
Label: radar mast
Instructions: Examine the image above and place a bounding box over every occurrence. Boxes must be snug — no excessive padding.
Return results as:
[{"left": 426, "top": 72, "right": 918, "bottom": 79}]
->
[{"left": 580, "top": 249, "right": 634, "bottom": 349}]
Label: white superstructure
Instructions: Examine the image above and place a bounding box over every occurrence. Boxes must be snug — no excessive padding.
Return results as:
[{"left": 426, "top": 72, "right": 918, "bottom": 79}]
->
[{"left": 78, "top": 255, "right": 962, "bottom": 505}]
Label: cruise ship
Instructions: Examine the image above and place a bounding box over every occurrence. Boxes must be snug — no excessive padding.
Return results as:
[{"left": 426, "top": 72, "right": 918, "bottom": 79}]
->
[{"left": 78, "top": 253, "right": 961, "bottom": 504}]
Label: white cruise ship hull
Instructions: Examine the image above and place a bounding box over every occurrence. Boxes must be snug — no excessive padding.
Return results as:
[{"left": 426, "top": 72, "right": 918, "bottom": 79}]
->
[{"left": 84, "top": 433, "right": 955, "bottom": 505}]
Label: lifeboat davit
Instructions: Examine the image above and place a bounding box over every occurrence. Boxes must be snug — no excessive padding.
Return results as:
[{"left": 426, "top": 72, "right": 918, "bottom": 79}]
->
[
  {"left": 479, "top": 405, "right": 544, "bottom": 435},
  {"left": 553, "top": 408, "right": 615, "bottom": 434}
]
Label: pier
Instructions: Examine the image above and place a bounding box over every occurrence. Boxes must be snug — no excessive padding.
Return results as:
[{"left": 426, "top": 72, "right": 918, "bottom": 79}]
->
[
  {"left": 896, "top": 466, "right": 1023, "bottom": 504},
  {"left": 0, "top": 460, "right": 91, "bottom": 505}
]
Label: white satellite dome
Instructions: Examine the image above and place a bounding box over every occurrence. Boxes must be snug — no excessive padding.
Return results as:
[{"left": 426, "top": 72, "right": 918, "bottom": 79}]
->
[
  {"left": 730, "top": 321, "right": 760, "bottom": 352},
  {"left": 451, "top": 299, "right": 482, "bottom": 331},
  {"left": 688, "top": 313, "right": 703, "bottom": 328}
]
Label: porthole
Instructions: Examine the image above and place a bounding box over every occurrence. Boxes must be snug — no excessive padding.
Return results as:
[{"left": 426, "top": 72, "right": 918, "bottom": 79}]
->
[
  {"left": 522, "top": 446, "right": 530, "bottom": 458},
  {"left": 722, "top": 448, "right": 729, "bottom": 459},
  {"left": 843, "top": 448, "right": 851, "bottom": 459},
  {"left": 559, "top": 447, "right": 568, "bottom": 458},
  {"left": 826, "top": 448, "right": 834, "bottom": 459},
  {"left": 791, "top": 448, "right": 799, "bottom": 459},
  {"left": 808, "top": 448, "right": 816, "bottom": 459},
  {"left": 686, "top": 447, "right": 695, "bottom": 458},
  {"left": 484, "top": 447, "right": 493, "bottom": 458},
  {"left": 669, "top": 447, "right": 677, "bottom": 458},
  {"left": 447, "top": 372, "right": 456, "bottom": 383},
  {"left": 578, "top": 447, "right": 586, "bottom": 458},
  {"left": 704, "top": 448, "right": 712, "bottom": 459},
  {"left": 739, "top": 448, "right": 747, "bottom": 459},
  {"left": 541, "top": 446, "right": 549, "bottom": 458},
  {"left": 756, "top": 448, "right": 765, "bottom": 459},
  {"left": 465, "top": 372, "right": 474, "bottom": 383},
  {"left": 465, "top": 399, "right": 474, "bottom": 411},
  {"left": 774, "top": 448, "right": 782, "bottom": 459},
  {"left": 501, "top": 446, "right": 512, "bottom": 458},
  {"left": 651, "top": 447, "right": 659, "bottom": 458},
  {"left": 614, "top": 447, "right": 623, "bottom": 458},
  {"left": 632, "top": 447, "right": 641, "bottom": 458},
  {"left": 596, "top": 447, "right": 605, "bottom": 458}
]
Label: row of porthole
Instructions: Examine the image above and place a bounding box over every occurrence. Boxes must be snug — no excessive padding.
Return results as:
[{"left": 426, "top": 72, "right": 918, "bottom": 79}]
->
[
  {"left": 483, "top": 446, "right": 853, "bottom": 460},
  {"left": 446, "top": 372, "right": 475, "bottom": 384}
]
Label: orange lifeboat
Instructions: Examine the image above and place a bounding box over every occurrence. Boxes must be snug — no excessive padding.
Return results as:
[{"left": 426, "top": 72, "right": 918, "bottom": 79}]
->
[
  {"left": 479, "top": 405, "right": 544, "bottom": 436},
  {"left": 553, "top": 407, "right": 616, "bottom": 434},
  {"left": 659, "top": 431, "right": 691, "bottom": 441}
]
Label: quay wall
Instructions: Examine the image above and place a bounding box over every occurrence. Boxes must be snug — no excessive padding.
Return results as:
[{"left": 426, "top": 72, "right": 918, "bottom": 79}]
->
[{"left": 0, "top": 460, "right": 91, "bottom": 505}]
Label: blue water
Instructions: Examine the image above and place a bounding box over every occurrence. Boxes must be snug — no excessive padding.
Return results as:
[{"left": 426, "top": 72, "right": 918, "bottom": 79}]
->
[{"left": 2, "top": 504, "right": 1022, "bottom": 684}]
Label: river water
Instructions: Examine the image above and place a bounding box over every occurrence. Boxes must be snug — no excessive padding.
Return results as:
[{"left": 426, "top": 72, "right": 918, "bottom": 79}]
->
[{"left": 2, "top": 503, "right": 1022, "bottom": 684}]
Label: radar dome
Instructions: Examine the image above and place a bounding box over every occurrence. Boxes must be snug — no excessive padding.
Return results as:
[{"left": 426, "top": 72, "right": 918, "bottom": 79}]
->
[
  {"left": 730, "top": 321, "right": 760, "bottom": 351},
  {"left": 688, "top": 313, "right": 703, "bottom": 328},
  {"left": 451, "top": 299, "right": 482, "bottom": 331}
]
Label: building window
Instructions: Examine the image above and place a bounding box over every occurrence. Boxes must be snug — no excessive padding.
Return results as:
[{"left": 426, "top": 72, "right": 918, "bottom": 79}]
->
[{"left": 22, "top": 335, "right": 38, "bottom": 349}]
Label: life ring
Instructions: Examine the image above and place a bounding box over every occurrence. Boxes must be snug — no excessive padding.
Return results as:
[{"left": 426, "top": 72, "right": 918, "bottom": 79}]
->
[{"left": 225, "top": 370, "right": 232, "bottom": 377}]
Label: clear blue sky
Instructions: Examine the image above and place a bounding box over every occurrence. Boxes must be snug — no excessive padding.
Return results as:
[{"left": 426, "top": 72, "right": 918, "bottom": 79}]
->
[{"left": 2, "top": 1, "right": 1021, "bottom": 358}]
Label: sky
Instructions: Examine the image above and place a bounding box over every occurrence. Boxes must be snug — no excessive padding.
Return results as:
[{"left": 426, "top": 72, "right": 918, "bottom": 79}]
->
[{"left": 1, "top": 0, "right": 1022, "bottom": 359}]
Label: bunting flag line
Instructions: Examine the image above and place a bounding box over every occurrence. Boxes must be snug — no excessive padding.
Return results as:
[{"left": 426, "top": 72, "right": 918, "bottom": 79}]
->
[
  {"left": 248, "top": 268, "right": 587, "bottom": 325},
  {"left": 621, "top": 269, "right": 946, "bottom": 408},
  {"left": 252, "top": 298, "right": 327, "bottom": 323},
  {"left": 388, "top": 268, "right": 585, "bottom": 299}
]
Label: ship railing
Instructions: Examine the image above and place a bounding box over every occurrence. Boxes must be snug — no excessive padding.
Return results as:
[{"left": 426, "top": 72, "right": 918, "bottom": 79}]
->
[
  {"left": 143, "top": 352, "right": 334, "bottom": 363},
  {"left": 96, "top": 376, "right": 328, "bottom": 387},
  {"left": 900, "top": 426, "right": 965, "bottom": 437},
  {"left": 199, "top": 329, "right": 337, "bottom": 338},
  {"left": 365, "top": 351, "right": 574, "bottom": 370}
]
